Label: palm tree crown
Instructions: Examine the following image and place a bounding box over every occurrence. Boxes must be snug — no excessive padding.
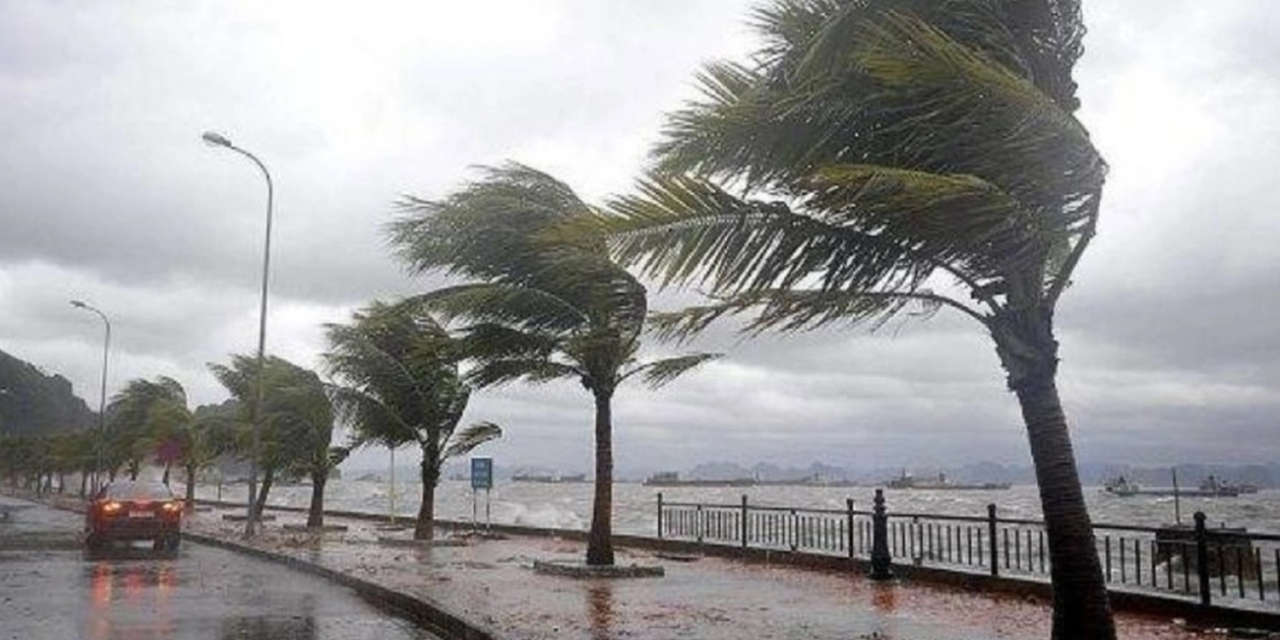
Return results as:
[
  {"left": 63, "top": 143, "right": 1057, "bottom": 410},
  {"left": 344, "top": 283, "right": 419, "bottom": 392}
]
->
[
  {"left": 323, "top": 298, "right": 501, "bottom": 540},
  {"left": 391, "top": 163, "right": 718, "bottom": 564}
]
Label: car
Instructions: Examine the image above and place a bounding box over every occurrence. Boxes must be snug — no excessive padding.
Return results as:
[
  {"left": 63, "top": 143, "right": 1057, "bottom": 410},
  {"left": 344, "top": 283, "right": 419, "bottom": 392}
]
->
[{"left": 85, "top": 480, "right": 183, "bottom": 554}]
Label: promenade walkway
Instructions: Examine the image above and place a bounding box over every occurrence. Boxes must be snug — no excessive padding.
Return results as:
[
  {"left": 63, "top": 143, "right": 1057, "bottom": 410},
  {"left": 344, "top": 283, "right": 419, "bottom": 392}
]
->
[{"left": 185, "top": 505, "right": 1216, "bottom": 640}]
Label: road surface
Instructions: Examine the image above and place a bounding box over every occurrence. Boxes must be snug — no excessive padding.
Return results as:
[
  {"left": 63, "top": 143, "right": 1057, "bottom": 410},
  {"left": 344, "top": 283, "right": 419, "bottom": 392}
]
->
[{"left": 0, "top": 495, "right": 441, "bottom": 640}]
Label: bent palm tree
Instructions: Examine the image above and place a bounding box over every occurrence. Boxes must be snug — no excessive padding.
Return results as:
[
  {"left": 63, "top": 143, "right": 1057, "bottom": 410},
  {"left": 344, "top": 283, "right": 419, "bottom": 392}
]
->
[
  {"left": 209, "top": 355, "right": 337, "bottom": 522},
  {"left": 390, "top": 164, "right": 719, "bottom": 565},
  {"left": 594, "top": 2, "right": 1112, "bottom": 637},
  {"left": 323, "top": 298, "right": 501, "bottom": 541},
  {"left": 106, "top": 377, "right": 193, "bottom": 482}
]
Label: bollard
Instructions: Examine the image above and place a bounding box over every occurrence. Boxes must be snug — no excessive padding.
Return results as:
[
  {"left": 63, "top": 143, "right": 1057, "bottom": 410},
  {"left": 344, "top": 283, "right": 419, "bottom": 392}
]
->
[
  {"left": 1195, "top": 511, "right": 1211, "bottom": 606},
  {"left": 987, "top": 504, "right": 999, "bottom": 577},
  {"left": 870, "top": 489, "right": 894, "bottom": 580},
  {"left": 846, "top": 498, "right": 855, "bottom": 560}
]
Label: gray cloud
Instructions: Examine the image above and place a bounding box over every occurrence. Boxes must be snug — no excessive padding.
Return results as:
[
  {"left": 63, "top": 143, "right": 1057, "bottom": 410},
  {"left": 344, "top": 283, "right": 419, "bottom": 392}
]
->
[{"left": 2, "top": 1, "right": 1277, "bottom": 473}]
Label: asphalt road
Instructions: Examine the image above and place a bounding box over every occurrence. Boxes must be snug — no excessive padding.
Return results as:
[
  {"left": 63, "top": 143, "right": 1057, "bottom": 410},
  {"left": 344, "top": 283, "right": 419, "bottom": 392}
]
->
[{"left": 0, "top": 496, "right": 441, "bottom": 640}]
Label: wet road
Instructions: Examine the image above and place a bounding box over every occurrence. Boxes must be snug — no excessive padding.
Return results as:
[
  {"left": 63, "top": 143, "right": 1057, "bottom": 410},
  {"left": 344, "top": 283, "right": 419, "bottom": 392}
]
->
[{"left": 0, "top": 497, "right": 441, "bottom": 640}]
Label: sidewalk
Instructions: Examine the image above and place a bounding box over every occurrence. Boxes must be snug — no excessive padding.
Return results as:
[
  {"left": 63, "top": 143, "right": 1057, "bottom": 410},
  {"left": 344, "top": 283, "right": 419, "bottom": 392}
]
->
[{"left": 184, "top": 506, "right": 1213, "bottom": 640}]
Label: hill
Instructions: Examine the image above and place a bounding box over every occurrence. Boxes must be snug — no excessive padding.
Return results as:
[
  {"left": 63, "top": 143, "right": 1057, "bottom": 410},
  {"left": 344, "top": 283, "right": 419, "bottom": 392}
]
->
[{"left": 0, "top": 348, "right": 94, "bottom": 437}]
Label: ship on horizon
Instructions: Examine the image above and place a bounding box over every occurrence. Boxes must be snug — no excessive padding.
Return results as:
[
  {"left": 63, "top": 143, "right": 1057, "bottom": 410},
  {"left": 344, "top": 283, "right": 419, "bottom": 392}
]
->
[
  {"left": 511, "top": 472, "right": 588, "bottom": 484},
  {"left": 642, "top": 472, "right": 756, "bottom": 488},
  {"left": 885, "top": 470, "right": 1011, "bottom": 491}
]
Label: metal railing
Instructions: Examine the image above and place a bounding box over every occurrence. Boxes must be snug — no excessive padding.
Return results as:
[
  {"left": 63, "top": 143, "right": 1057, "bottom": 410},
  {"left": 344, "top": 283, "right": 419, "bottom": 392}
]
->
[{"left": 657, "top": 490, "right": 1280, "bottom": 610}]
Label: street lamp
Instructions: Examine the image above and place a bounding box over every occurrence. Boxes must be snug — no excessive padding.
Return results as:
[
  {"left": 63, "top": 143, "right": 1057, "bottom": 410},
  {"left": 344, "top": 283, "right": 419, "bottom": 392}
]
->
[
  {"left": 70, "top": 300, "right": 110, "bottom": 496},
  {"left": 202, "top": 130, "right": 274, "bottom": 538}
]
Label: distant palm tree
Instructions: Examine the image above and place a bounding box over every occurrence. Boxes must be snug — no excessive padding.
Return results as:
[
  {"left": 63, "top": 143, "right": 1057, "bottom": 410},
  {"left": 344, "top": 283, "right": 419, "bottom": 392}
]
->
[
  {"left": 209, "top": 355, "right": 338, "bottom": 523},
  {"left": 323, "top": 298, "right": 501, "bottom": 540},
  {"left": 106, "top": 376, "right": 192, "bottom": 483},
  {"left": 391, "top": 164, "right": 719, "bottom": 565},
  {"left": 593, "top": 2, "right": 1112, "bottom": 637}
]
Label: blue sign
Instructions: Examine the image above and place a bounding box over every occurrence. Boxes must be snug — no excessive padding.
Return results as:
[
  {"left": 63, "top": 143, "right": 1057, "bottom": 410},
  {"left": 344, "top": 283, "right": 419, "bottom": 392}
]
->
[{"left": 470, "top": 457, "right": 493, "bottom": 490}]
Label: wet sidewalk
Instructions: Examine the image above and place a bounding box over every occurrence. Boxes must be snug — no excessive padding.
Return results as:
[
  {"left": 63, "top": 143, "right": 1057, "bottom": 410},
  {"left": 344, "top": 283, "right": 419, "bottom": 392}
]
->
[{"left": 185, "top": 506, "right": 1215, "bottom": 640}]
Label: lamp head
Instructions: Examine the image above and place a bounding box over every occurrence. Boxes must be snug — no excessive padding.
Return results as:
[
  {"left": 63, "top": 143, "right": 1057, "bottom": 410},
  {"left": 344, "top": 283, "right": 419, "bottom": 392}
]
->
[
  {"left": 201, "top": 131, "right": 233, "bottom": 148},
  {"left": 70, "top": 300, "right": 87, "bottom": 309}
]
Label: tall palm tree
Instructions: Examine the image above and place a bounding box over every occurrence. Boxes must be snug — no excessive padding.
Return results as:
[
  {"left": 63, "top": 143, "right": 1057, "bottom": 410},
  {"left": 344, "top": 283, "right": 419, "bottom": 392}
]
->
[
  {"left": 323, "top": 298, "right": 502, "bottom": 541},
  {"left": 593, "top": 2, "right": 1112, "bottom": 636},
  {"left": 390, "top": 164, "right": 719, "bottom": 565},
  {"left": 209, "top": 355, "right": 337, "bottom": 522}
]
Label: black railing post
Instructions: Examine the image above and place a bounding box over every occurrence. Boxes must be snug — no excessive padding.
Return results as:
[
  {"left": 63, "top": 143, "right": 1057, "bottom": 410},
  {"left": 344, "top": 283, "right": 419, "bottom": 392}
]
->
[
  {"left": 844, "top": 499, "right": 855, "bottom": 560},
  {"left": 741, "top": 494, "right": 749, "bottom": 551},
  {"left": 657, "top": 492, "right": 664, "bottom": 540},
  {"left": 1195, "top": 511, "right": 1211, "bottom": 606},
  {"left": 870, "top": 489, "right": 894, "bottom": 580},
  {"left": 987, "top": 504, "right": 999, "bottom": 577}
]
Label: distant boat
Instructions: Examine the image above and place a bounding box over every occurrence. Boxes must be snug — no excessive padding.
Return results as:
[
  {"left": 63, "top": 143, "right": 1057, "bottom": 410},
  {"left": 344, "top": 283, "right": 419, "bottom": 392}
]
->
[
  {"left": 1197, "top": 475, "right": 1241, "bottom": 497},
  {"left": 886, "top": 471, "right": 1011, "bottom": 491},
  {"left": 1104, "top": 474, "right": 1239, "bottom": 498},
  {"left": 642, "top": 472, "right": 756, "bottom": 488},
  {"left": 511, "top": 473, "right": 588, "bottom": 484},
  {"left": 1104, "top": 476, "right": 1141, "bottom": 496}
]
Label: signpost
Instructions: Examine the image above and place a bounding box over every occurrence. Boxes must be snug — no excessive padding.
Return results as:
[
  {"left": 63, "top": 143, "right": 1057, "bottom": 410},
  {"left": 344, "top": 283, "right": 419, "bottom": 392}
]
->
[{"left": 470, "top": 457, "right": 493, "bottom": 532}]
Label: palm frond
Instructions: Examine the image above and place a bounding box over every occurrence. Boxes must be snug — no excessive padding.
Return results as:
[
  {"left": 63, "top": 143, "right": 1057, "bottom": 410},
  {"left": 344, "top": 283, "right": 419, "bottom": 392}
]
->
[
  {"left": 416, "top": 283, "right": 589, "bottom": 335},
  {"left": 848, "top": 11, "right": 1103, "bottom": 215},
  {"left": 465, "top": 358, "right": 582, "bottom": 389},
  {"left": 606, "top": 173, "right": 929, "bottom": 296},
  {"left": 441, "top": 421, "right": 503, "bottom": 461},
  {"left": 389, "top": 162, "right": 597, "bottom": 283},
  {"left": 649, "top": 287, "right": 977, "bottom": 343},
  {"left": 625, "top": 353, "right": 722, "bottom": 389}
]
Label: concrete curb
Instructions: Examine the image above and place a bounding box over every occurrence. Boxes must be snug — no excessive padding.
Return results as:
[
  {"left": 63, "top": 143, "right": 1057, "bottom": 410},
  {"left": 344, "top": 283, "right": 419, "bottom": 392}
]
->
[{"left": 182, "top": 531, "right": 507, "bottom": 640}]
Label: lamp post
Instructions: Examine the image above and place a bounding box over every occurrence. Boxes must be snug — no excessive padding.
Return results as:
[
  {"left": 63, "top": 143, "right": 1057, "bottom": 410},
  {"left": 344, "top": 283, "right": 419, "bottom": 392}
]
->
[
  {"left": 70, "top": 300, "right": 110, "bottom": 496},
  {"left": 202, "top": 130, "right": 274, "bottom": 538}
]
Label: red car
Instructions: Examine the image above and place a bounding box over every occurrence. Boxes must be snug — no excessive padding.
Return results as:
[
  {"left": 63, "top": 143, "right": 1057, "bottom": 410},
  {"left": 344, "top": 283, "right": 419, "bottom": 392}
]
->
[{"left": 85, "top": 480, "right": 183, "bottom": 554}]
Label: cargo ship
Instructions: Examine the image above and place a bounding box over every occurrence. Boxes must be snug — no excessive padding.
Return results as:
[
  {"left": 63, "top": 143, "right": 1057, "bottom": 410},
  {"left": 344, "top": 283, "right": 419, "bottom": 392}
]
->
[
  {"left": 642, "top": 472, "right": 756, "bottom": 488},
  {"left": 886, "top": 471, "right": 1011, "bottom": 491}
]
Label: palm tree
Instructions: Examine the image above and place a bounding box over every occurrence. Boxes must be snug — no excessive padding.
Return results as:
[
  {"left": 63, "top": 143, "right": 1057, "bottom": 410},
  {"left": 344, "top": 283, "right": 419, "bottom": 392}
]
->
[
  {"left": 323, "top": 298, "right": 501, "bottom": 541},
  {"left": 106, "top": 377, "right": 193, "bottom": 483},
  {"left": 593, "top": 2, "right": 1112, "bottom": 636},
  {"left": 173, "top": 405, "right": 239, "bottom": 511},
  {"left": 390, "top": 164, "right": 719, "bottom": 565},
  {"left": 209, "top": 355, "right": 338, "bottom": 522}
]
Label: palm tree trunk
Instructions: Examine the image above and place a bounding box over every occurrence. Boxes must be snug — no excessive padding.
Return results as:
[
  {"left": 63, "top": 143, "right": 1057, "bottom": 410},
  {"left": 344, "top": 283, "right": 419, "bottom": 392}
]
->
[
  {"left": 307, "top": 470, "right": 326, "bottom": 528},
  {"left": 415, "top": 451, "right": 439, "bottom": 541},
  {"left": 1017, "top": 379, "right": 1115, "bottom": 639},
  {"left": 254, "top": 466, "right": 274, "bottom": 519},
  {"left": 184, "top": 463, "right": 197, "bottom": 511},
  {"left": 586, "top": 388, "right": 614, "bottom": 566},
  {"left": 994, "top": 304, "right": 1115, "bottom": 640}
]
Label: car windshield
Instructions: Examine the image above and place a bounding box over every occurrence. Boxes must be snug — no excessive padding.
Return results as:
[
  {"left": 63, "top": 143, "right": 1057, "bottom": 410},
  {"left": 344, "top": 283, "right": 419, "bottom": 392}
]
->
[{"left": 103, "top": 482, "right": 173, "bottom": 502}]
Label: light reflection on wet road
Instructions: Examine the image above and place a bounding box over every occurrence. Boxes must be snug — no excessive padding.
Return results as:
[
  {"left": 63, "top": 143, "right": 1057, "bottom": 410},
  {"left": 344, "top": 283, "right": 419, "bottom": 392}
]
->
[{"left": 0, "top": 498, "right": 440, "bottom": 640}]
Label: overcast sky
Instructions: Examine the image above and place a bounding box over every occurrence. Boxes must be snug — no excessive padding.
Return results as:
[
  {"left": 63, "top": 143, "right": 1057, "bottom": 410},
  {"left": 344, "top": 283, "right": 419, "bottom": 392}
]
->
[{"left": 1, "top": 1, "right": 1276, "bottom": 474}]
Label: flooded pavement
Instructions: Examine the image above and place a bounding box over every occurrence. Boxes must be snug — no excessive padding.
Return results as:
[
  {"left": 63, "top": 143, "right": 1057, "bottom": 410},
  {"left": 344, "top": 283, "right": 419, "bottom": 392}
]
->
[
  {"left": 0, "top": 497, "right": 441, "bottom": 640},
  {"left": 184, "top": 507, "right": 1215, "bottom": 640}
]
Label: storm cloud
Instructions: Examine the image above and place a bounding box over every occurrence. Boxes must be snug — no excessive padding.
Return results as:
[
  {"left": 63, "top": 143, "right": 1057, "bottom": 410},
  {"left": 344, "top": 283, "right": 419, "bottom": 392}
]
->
[{"left": 1, "top": 0, "right": 1276, "bottom": 473}]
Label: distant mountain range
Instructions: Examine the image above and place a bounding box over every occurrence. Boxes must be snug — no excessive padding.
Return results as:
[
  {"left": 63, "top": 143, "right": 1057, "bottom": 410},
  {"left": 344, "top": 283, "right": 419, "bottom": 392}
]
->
[{"left": 0, "top": 348, "right": 94, "bottom": 437}]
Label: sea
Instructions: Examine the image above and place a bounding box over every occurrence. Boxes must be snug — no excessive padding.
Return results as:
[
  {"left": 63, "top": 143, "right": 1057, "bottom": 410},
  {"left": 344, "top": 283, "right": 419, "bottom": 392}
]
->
[{"left": 194, "top": 480, "right": 1280, "bottom": 536}]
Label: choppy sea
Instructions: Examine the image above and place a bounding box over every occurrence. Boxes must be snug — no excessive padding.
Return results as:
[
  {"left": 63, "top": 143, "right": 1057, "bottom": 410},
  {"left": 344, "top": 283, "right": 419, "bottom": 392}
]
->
[{"left": 194, "top": 480, "right": 1280, "bottom": 536}]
